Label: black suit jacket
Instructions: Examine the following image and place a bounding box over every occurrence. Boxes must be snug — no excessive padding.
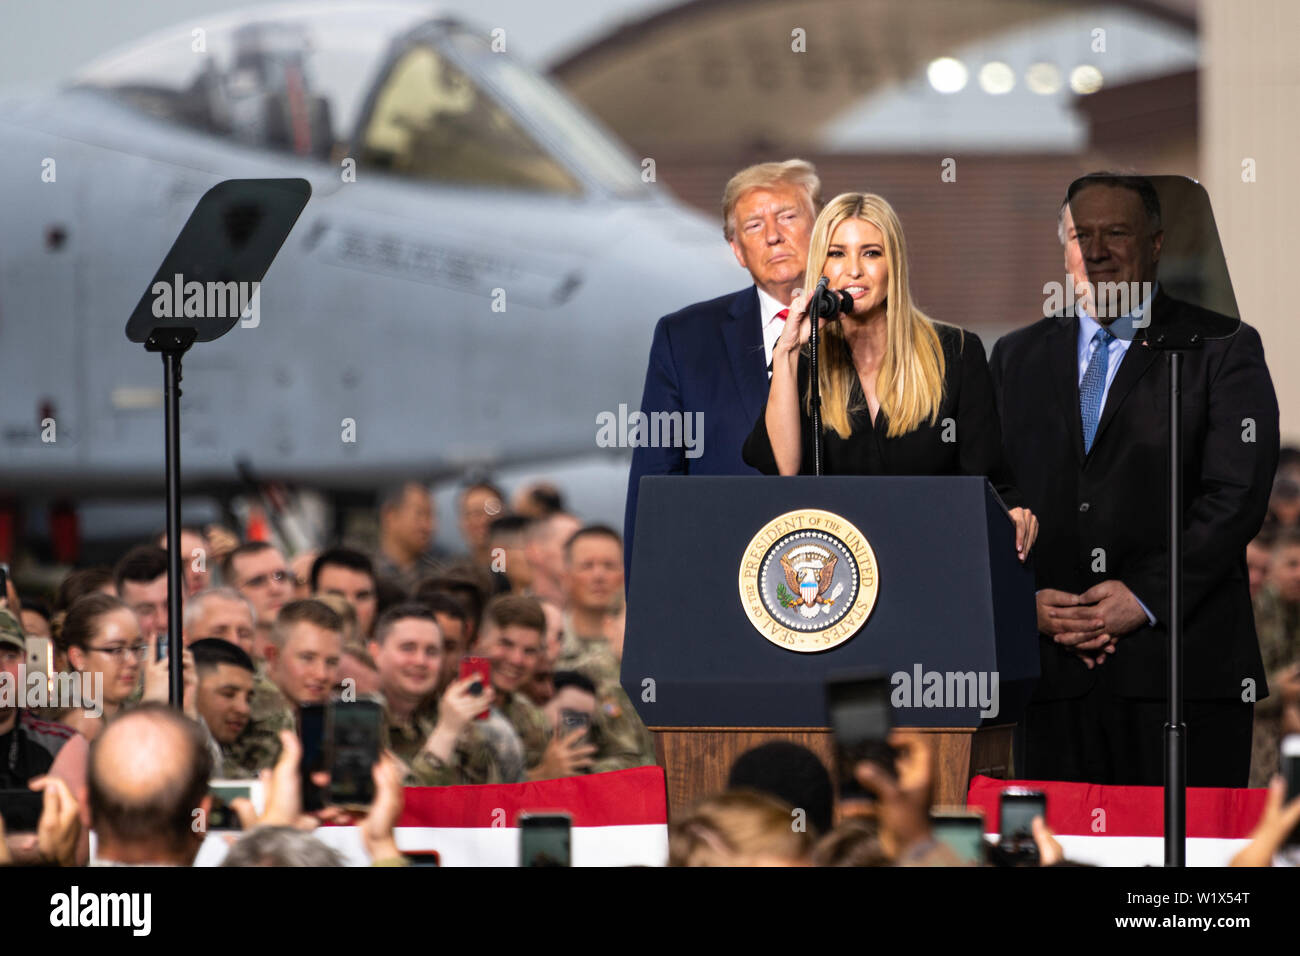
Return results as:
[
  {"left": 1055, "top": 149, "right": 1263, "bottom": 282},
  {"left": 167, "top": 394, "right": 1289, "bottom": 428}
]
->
[
  {"left": 743, "top": 324, "right": 1023, "bottom": 507},
  {"left": 990, "top": 292, "right": 1279, "bottom": 701},
  {"left": 623, "top": 287, "right": 770, "bottom": 584}
]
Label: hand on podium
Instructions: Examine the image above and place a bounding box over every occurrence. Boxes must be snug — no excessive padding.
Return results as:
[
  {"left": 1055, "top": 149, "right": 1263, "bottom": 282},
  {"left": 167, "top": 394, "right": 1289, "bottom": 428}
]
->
[{"left": 1006, "top": 507, "right": 1039, "bottom": 562}]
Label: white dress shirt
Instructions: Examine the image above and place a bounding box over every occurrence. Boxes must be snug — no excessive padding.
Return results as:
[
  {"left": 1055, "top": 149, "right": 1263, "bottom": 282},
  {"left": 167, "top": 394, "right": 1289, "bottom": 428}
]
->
[
  {"left": 1074, "top": 281, "right": 1157, "bottom": 409},
  {"left": 756, "top": 286, "right": 791, "bottom": 375}
]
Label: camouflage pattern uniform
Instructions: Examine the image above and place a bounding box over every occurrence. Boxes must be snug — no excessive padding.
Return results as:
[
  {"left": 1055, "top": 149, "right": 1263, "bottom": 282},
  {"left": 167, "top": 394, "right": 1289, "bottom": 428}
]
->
[
  {"left": 476, "top": 708, "right": 526, "bottom": 782},
  {"left": 557, "top": 616, "right": 657, "bottom": 773},
  {"left": 498, "top": 689, "right": 550, "bottom": 772},
  {"left": 383, "top": 701, "right": 441, "bottom": 769},
  {"left": 405, "top": 718, "right": 506, "bottom": 787},
  {"left": 381, "top": 693, "right": 509, "bottom": 786},
  {"left": 223, "top": 669, "right": 295, "bottom": 777},
  {"left": 1250, "top": 585, "right": 1300, "bottom": 786}
]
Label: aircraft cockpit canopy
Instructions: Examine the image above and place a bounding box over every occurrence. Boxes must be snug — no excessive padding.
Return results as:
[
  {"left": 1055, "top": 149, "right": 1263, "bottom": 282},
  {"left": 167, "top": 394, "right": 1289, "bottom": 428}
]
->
[{"left": 73, "top": 2, "right": 646, "bottom": 197}]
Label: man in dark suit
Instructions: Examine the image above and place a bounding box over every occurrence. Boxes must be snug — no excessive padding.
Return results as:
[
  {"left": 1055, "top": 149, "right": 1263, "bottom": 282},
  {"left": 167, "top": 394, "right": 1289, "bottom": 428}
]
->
[
  {"left": 991, "top": 174, "right": 1279, "bottom": 787},
  {"left": 623, "top": 160, "right": 822, "bottom": 582}
]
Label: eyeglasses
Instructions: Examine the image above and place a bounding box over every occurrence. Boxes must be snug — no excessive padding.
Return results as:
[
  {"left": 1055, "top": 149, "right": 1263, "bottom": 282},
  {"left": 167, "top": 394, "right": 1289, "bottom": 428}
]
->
[
  {"left": 240, "top": 569, "right": 296, "bottom": 589},
  {"left": 86, "top": 643, "right": 149, "bottom": 661}
]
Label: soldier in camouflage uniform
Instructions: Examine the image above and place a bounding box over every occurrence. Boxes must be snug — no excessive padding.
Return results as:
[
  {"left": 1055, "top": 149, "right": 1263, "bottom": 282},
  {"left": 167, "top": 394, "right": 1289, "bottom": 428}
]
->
[
  {"left": 554, "top": 525, "right": 657, "bottom": 772},
  {"left": 188, "top": 637, "right": 262, "bottom": 780},
  {"left": 499, "top": 688, "right": 550, "bottom": 771},
  {"left": 223, "top": 665, "right": 296, "bottom": 776},
  {"left": 223, "top": 599, "right": 342, "bottom": 777},
  {"left": 478, "top": 594, "right": 612, "bottom": 780},
  {"left": 370, "top": 601, "right": 507, "bottom": 786},
  {"left": 1250, "top": 563, "right": 1300, "bottom": 785},
  {"left": 557, "top": 615, "right": 657, "bottom": 772}
]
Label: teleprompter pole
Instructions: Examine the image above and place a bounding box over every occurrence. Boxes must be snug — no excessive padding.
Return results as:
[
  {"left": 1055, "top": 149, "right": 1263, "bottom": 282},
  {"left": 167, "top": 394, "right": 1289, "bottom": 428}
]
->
[
  {"left": 146, "top": 327, "right": 197, "bottom": 707},
  {"left": 1145, "top": 325, "right": 1203, "bottom": 868}
]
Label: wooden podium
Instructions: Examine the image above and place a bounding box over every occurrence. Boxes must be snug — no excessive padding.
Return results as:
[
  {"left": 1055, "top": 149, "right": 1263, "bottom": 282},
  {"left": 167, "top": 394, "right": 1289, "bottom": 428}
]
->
[
  {"left": 652, "top": 725, "right": 1015, "bottom": 818},
  {"left": 624, "top": 476, "right": 1039, "bottom": 816}
]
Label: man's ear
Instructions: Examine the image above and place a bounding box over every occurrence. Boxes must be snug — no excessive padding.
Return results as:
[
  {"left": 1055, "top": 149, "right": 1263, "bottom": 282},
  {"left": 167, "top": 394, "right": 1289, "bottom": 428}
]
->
[
  {"left": 367, "top": 640, "right": 381, "bottom": 662},
  {"left": 1150, "top": 229, "right": 1164, "bottom": 266},
  {"left": 263, "top": 643, "right": 279, "bottom": 670},
  {"left": 728, "top": 238, "right": 749, "bottom": 271}
]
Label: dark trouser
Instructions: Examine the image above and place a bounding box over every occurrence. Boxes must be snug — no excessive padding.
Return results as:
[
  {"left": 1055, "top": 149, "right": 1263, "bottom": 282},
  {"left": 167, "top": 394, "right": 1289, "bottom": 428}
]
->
[{"left": 1022, "top": 676, "right": 1254, "bottom": 787}]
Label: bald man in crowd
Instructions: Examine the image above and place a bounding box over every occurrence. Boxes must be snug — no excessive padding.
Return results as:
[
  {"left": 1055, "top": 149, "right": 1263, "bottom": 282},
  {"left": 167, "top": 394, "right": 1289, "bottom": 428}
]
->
[{"left": 87, "top": 703, "right": 213, "bottom": 866}]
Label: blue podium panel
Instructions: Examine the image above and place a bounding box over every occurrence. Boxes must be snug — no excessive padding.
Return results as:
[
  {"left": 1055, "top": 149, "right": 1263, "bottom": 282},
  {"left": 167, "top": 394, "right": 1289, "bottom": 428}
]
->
[{"left": 623, "top": 476, "right": 1038, "bottom": 728}]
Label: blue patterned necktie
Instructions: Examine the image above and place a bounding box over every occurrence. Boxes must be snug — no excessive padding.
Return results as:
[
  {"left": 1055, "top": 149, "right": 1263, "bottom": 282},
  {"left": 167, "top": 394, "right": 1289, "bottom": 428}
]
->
[{"left": 1080, "top": 326, "right": 1115, "bottom": 453}]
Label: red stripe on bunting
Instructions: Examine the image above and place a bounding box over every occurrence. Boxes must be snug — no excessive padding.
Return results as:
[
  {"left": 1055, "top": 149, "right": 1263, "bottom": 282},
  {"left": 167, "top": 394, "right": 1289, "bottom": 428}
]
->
[
  {"left": 398, "top": 766, "right": 668, "bottom": 829},
  {"left": 966, "top": 775, "right": 1268, "bottom": 839}
]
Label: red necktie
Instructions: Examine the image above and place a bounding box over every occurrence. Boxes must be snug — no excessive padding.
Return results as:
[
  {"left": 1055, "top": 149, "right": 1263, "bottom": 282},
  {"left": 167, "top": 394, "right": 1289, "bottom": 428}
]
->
[{"left": 775, "top": 309, "right": 790, "bottom": 321}]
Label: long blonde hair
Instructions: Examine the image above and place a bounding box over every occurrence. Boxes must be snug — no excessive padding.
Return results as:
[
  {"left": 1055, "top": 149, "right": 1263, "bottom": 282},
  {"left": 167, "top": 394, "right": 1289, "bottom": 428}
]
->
[{"left": 802, "top": 193, "right": 946, "bottom": 439}]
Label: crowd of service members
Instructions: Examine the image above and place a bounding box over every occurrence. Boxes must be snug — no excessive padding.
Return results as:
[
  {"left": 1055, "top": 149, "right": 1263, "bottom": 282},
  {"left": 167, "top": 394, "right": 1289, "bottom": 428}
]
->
[{"left": 3, "top": 467, "right": 1300, "bottom": 866}]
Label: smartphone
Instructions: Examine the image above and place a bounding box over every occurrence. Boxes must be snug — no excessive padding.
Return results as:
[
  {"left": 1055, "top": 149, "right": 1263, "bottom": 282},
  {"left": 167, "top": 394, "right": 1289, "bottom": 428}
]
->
[
  {"left": 559, "top": 708, "right": 591, "bottom": 739},
  {"left": 519, "top": 812, "right": 571, "bottom": 867},
  {"left": 298, "top": 703, "right": 328, "bottom": 812},
  {"left": 26, "top": 636, "right": 53, "bottom": 688},
  {"left": 1282, "top": 735, "right": 1300, "bottom": 845},
  {"left": 825, "top": 673, "right": 896, "bottom": 801},
  {"left": 329, "top": 700, "right": 382, "bottom": 807},
  {"left": 460, "top": 656, "right": 492, "bottom": 720},
  {"left": 0, "top": 789, "right": 44, "bottom": 832},
  {"left": 207, "top": 780, "right": 266, "bottom": 830},
  {"left": 931, "top": 808, "right": 987, "bottom": 865},
  {"left": 156, "top": 634, "right": 169, "bottom": 662},
  {"left": 998, "top": 787, "right": 1046, "bottom": 864},
  {"left": 401, "top": 849, "right": 442, "bottom": 867}
]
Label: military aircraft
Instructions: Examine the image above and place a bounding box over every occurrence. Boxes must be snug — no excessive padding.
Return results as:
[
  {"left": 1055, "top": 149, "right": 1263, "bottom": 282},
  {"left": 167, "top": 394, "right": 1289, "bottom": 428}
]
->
[{"left": 0, "top": 1, "right": 739, "bottom": 556}]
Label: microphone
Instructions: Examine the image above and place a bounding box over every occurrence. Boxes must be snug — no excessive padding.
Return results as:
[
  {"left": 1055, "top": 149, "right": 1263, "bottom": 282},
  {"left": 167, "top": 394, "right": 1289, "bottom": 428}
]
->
[{"left": 809, "top": 276, "right": 854, "bottom": 317}]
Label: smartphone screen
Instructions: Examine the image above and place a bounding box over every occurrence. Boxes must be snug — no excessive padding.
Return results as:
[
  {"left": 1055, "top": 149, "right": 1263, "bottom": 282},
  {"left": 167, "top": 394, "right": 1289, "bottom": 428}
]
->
[
  {"left": 931, "top": 810, "right": 987, "bottom": 865},
  {"left": 999, "top": 789, "right": 1046, "bottom": 858},
  {"left": 825, "top": 673, "right": 895, "bottom": 800},
  {"left": 330, "top": 700, "right": 382, "bottom": 806},
  {"left": 207, "top": 780, "right": 265, "bottom": 830},
  {"left": 559, "top": 709, "right": 591, "bottom": 739},
  {"left": 401, "top": 849, "right": 442, "bottom": 867},
  {"left": 298, "top": 703, "right": 328, "bottom": 812},
  {"left": 0, "top": 789, "right": 44, "bottom": 832},
  {"left": 459, "top": 656, "right": 492, "bottom": 721},
  {"left": 519, "top": 813, "right": 571, "bottom": 867}
]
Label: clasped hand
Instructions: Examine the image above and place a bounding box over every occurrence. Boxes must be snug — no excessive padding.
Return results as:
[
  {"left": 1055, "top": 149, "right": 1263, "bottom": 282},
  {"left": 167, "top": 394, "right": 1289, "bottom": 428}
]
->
[{"left": 1036, "top": 581, "right": 1149, "bottom": 669}]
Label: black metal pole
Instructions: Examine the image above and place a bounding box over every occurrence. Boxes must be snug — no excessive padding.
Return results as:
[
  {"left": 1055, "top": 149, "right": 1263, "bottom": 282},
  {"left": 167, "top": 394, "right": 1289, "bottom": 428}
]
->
[
  {"left": 810, "top": 294, "right": 823, "bottom": 477},
  {"left": 1164, "top": 349, "right": 1186, "bottom": 867},
  {"left": 163, "top": 349, "right": 183, "bottom": 706},
  {"left": 147, "top": 327, "right": 196, "bottom": 708}
]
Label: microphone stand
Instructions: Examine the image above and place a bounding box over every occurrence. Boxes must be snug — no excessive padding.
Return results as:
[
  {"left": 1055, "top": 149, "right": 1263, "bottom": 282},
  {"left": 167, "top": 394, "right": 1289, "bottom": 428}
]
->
[{"left": 809, "top": 286, "right": 826, "bottom": 476}]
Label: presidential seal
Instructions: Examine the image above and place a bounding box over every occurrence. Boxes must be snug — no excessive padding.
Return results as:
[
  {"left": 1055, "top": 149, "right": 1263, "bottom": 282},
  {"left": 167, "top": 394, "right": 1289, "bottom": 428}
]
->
[{"left": 738, "top": 509, "right": 879, "bottom": 653}]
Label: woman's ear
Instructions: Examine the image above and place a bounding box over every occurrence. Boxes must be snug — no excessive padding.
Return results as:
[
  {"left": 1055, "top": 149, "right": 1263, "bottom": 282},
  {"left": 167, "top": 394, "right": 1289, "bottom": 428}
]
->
[{"left": 67, "top": 646, "right": 85, "bottom": 672}]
